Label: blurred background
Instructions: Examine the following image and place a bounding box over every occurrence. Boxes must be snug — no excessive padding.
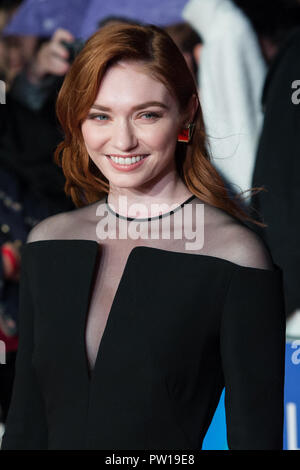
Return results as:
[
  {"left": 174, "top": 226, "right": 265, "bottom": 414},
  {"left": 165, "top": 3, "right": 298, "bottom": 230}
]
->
[{"left": 0, "top": 0, "right": 300, "bottom": 450}]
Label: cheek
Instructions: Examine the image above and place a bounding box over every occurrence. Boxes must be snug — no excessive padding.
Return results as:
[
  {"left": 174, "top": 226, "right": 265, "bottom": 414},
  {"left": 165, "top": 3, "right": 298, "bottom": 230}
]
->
[
  {"left": 146, "top": 122, "right": 179, "bottom": 151},
  {"left": 81, "top": 122, "right": 105, "bottom": 151}
]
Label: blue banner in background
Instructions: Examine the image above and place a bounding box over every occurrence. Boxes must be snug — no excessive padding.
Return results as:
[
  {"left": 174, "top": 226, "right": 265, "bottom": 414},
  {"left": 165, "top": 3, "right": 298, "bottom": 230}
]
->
[
  {"left": 284, "top": 340, "right": 300, "bottom": 450},
  {"left": 202, "top": 342, "right": 300, "bottom": 450},
  {"left": 202, "top": 389, "right": 228, "bottom": 450}
]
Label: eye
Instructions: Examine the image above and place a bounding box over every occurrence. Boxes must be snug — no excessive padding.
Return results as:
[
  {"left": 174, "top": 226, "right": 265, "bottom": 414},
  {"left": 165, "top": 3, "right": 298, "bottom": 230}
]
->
[
  {"left": 88, "top": 113, "right": 109, "bottom": 121},
  {"left": 140, "top": 112, "right": 160, "bottom": 120}
]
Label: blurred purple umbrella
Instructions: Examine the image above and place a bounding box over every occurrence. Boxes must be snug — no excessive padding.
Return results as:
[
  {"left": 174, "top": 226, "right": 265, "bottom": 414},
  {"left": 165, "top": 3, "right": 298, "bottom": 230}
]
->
[
  {"left": 80, "top": 0, "right": 189, "bottom": 39},
  {"left": 3, "top": 0, "right": 91, "bottom": 37}
]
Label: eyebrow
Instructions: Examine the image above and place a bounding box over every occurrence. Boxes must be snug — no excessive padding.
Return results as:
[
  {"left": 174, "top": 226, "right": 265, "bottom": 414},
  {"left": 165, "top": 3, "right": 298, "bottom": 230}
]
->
[{"left": 90, "top": 101, "right": 169, "bottom": 111}]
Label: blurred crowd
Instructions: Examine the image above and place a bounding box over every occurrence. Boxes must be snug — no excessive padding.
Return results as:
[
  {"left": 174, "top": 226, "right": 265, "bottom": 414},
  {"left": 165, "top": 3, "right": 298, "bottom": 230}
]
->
[{"left": 0, "top": 0, "right": 300, "bottom": 428}]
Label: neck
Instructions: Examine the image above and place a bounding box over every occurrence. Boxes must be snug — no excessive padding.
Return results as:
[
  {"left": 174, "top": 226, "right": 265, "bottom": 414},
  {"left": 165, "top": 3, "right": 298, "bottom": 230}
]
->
[{"left": 108, "top": 172, "right": 194, "bottom": 219}]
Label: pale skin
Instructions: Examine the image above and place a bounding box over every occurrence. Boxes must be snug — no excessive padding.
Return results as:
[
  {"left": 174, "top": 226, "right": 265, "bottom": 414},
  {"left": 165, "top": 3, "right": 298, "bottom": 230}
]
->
[
  {"left": 81, "top": 60, "right": 198, "bottom": 218},
  {"left": 0, "top": 34, "right": 37, "bottom": 87},
  {"left": 25, "top": 28, "right": 74, "bottom": 84},
  {"left": 0, "top": 27, "right": 72, "bottom": 88}
]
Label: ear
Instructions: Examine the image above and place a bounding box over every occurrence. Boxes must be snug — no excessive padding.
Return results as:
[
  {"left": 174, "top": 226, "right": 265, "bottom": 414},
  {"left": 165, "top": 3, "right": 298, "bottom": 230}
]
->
[
  {"left": 183, "top": 93, "right": 199, "bottom": 126},
  {"left": 193, "top": 43, "right": 202, "bottom": 66}
]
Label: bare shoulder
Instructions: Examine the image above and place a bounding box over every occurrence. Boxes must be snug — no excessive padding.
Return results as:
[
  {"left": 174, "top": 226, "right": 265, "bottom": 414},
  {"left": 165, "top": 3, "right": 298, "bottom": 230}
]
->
[
  {"left": 26, "top": 210, "right": 74, "bottom": 243},
  {"left": 219, "top": 220, "right": 273, "bottom": 270},
  {"left": 26, "top": 198, "right": 106, "bottom": 244},
  {"left": 202, "top": 203, "right": 273, "bottom": 270}
]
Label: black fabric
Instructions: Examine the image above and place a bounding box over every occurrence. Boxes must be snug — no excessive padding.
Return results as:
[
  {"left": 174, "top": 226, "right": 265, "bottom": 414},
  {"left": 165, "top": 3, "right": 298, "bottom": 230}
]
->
[
  {"left": 0, "top": 351, "right": 16, "bottom": 423},
  {"left": 251, "top": 27, "right": 300, "bottom": 316},
  {"left": 0, "top": 86, "right": 72, "bottom": 210},
  {"left": 1, "top": 240, "right": 286, "bottom": 450}
]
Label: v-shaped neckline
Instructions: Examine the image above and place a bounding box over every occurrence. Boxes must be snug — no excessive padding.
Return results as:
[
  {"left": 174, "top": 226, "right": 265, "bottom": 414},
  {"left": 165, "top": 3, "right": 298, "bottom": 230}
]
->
[
  {"left": 23, "top": 239, "right": 278, "bottom": 390},
  {"left": 84, "top": 243, "right": 139, "bottom": 387},
  {"left": 77, "top": 241, "right": 278, "bottom": 388}
]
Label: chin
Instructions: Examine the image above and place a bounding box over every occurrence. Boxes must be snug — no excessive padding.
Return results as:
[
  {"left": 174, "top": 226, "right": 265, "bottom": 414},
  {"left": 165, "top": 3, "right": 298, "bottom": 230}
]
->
[
  {"left": 107, "top": 177, "right": 147, "bottom": 190},
  {"left": 98, "top": 161, "right": 159, "bottom": 190}
]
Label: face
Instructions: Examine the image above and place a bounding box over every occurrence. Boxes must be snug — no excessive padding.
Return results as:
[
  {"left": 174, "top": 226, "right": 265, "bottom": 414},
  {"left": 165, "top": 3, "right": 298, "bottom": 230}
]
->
[
  {"left": 1, "top": 35, "right": 37, "bottom": 80},
  {"left": 81, "top": 61, "right": 186, "bottom": 191}
]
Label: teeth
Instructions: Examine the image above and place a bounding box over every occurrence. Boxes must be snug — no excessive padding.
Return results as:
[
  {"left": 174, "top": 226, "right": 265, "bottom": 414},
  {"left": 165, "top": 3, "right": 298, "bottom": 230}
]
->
[{"left": 109, "top": 155, "right": 146, "bottom": 165}]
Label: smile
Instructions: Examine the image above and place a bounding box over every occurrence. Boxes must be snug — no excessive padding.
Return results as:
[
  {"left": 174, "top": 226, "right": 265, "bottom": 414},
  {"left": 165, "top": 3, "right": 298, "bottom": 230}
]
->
[
  {"left": 106, "top": 154, "right": 149, "bottom": 172},
  {"left": 107, "top": 155, "right": 148, "bottom": 165}
]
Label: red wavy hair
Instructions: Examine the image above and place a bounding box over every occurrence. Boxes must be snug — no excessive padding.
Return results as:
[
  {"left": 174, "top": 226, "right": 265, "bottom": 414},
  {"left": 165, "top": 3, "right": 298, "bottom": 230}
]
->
[{"left": 55, "top": 22, "right": 262, "bottom": 225}]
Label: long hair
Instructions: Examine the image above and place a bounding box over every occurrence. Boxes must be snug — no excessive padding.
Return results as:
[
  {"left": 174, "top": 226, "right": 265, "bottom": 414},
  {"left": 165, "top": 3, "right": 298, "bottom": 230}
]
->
[{"left": 55, "top": 22, "right": 261, "bottom": 225}]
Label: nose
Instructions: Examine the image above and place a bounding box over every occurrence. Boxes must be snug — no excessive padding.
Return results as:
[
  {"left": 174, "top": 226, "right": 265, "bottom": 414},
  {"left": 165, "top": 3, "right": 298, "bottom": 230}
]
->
[{"left": 111, "top": 119, "right": 138, "bottom": 152}]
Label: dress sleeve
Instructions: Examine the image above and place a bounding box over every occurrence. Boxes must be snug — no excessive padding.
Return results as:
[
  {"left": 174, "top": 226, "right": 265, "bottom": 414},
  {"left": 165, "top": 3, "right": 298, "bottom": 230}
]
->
[
  {"left": 220, "top": 265, "right": 286, "bottom": 450},
  {"left": 1, "top": 247, "right": 48, "bottom": 449}
]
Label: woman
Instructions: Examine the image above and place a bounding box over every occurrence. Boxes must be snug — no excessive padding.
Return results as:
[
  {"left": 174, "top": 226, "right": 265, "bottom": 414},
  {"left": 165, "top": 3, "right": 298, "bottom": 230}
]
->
[{"left": 1, "top": 23, "right": 285, "bottom": 450}]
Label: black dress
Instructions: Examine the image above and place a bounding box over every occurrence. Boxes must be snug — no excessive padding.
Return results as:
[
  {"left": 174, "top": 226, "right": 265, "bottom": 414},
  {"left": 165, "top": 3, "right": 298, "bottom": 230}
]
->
[{"left": 1, "top": 197, "right": 286, "bottom": 450}]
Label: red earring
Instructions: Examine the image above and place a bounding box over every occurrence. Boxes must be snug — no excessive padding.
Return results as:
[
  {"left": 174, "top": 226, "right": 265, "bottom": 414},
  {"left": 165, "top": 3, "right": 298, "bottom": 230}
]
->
[{"left": 177, "top": 123, "right": 195, "bottom": 143}]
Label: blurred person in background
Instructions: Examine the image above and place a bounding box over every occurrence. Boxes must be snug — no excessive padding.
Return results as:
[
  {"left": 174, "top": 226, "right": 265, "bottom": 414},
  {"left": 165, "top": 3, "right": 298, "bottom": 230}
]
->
[
  {"left": 234, "top": 0, "right": 300, "bottom": 331},
  {"left": 182, "top": 0, "right": 266, "bottom": 203},
  {"left": 164, "top": 21, "right": 202, "bottom": 83},
  {"left": 0, "top": 0, "right": 24, "bottom": 425},
  {"left": 0, "top": 0, "right": 91, "bottom": 100},
  {"left": 233, "top": 0, "right": 300, "bottom": 64},
  {"left": 0, "top": 24, "right": 76, "bottom": 424},
  {"left": 8, "top": 27, "right": 76, "bottom": 111},
  {"left": 0, "top": 34, "right": 38, "bottom": 89},
  {"left": 0, "top": 0, "right": 37, "bottom": 88},
  {"left": 248, "top": 2, "right": 300, "bottom": 336},
  {"left": 0, "top": 0, "right": 22, "bottom": 33}
]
